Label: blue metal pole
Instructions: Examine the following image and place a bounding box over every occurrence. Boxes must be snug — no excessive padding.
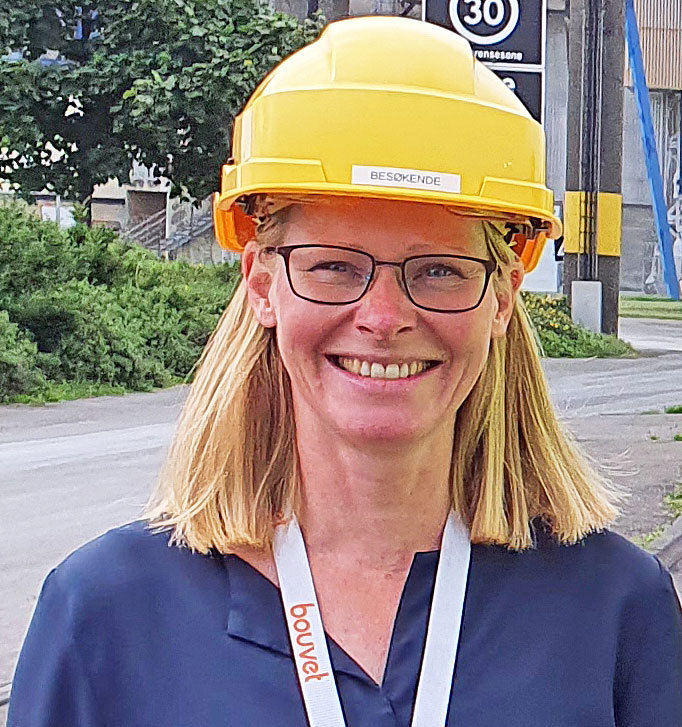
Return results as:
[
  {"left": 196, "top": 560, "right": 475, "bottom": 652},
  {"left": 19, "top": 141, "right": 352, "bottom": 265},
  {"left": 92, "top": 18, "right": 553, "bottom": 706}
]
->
[{"left": 624, "top": 0, "right": 680, "bottom": 300}]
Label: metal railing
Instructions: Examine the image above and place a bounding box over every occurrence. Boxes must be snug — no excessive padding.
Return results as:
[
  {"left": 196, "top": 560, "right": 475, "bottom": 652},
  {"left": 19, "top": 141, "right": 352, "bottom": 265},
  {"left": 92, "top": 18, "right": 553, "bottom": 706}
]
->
[{"left": 121, "top": 209, "right": 167, "bottom": 251}]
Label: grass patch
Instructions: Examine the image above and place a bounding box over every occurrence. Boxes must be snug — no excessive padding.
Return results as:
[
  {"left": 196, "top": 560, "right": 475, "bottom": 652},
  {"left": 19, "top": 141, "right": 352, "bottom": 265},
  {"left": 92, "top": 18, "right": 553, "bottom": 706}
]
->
[
  {"left": 5, "top": 381, "right": 131, "bottom": 405},
  {"left": 664, "top": 483, "right": 682, "bottom": 520},
  {"left": 632, "top": 526, "right": 666, "bottom": 550},
  {"left": 633, "top": 483, "right": 682, "bottom": 551},
  {"left": 649, "top": 434, "right": 660, "bottom": 441},
  {"left": 675, "top": 434, "right": 682, "bottom": 442},
  {"left": 619, "top": 296, "right": 682, "bottom": 320},
  {"left": 665, "top": 405, "right": 682, "bottom": 414}
]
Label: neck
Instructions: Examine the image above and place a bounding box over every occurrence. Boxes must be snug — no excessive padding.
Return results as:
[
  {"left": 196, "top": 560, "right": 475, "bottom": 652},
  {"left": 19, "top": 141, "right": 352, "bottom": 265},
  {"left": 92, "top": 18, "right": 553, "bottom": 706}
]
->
[{"left": 295, "top": 424, "right": 454, "bottom": 571}]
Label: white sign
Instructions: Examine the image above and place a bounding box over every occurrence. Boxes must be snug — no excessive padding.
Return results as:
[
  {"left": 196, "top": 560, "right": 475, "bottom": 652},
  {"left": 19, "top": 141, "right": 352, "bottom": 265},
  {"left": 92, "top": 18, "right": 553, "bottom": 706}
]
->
[{"left": 351, "top": 165, "right": 461, "bottom": 194}]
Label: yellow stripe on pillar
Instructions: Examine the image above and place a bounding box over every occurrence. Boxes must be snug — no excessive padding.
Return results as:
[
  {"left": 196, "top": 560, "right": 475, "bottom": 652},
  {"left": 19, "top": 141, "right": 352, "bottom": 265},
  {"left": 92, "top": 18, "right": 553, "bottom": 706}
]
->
[{"left": 563, "top": 191, "right": 623, "bottom": 256}]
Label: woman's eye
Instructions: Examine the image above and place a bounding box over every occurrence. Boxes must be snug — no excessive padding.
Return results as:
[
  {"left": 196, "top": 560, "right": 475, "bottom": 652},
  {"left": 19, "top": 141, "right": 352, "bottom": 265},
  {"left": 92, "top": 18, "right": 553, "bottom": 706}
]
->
[
  {"left": 308, "top": 261, "right": 367, "bottom": 279},
  {"left": 427, "top": 265, "right": 456, "bottom": 277},
  {"left": 311, "top": 261, "right": 350, "bottom": 272},
  {"left": 420, "top": 264, "right": 465, "bottom": 279}
]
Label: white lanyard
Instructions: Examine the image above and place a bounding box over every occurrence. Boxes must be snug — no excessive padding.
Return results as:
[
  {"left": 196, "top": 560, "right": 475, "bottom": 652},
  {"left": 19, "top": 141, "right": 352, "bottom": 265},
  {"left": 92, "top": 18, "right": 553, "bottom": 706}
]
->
[{"left": 273, "top": 510, "right": 471, "bottom": 727}]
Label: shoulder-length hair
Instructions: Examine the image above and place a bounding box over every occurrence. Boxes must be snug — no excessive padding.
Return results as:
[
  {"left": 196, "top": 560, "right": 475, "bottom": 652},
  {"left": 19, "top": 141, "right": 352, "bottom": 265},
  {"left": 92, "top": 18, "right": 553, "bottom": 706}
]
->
[{"left": 146, "top": 216, "right": 620, "bottom": 552}]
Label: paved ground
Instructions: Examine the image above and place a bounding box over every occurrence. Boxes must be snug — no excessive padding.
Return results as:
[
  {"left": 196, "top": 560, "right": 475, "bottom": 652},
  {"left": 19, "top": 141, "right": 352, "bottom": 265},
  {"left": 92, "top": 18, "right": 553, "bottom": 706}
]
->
[
  {"left": 618, "top": 317, "right": 682, "bottom": 353},
  {"left": 1, "top": 317, "right": 681, "bottom": 721}
]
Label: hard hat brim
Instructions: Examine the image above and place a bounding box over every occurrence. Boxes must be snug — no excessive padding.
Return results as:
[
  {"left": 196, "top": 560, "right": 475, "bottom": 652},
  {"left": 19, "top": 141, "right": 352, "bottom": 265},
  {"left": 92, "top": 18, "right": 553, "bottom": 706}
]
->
[{"left": 214, "top": 183, "right": 562, "bottom": 271}]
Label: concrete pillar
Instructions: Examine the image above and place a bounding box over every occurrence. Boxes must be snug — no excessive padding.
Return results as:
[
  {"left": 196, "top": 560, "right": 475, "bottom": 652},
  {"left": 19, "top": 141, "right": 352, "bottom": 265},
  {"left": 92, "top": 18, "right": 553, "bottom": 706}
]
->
[{"left": 563, "top": 0, "right": 626, "bottom": 336}]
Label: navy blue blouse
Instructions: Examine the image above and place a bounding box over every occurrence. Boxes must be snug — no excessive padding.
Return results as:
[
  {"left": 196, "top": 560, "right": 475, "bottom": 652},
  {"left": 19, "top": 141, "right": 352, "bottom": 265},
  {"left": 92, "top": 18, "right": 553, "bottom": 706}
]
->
[{"left": 8, "top": 520, "right": 682, "bottom": 726}]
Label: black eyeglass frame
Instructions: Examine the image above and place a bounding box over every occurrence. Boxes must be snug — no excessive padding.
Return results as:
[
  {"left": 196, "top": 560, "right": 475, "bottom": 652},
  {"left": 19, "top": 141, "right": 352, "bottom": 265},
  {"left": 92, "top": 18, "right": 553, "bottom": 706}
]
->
[{"left": 265, "top": 244, "right": 498, "bottom": 314}]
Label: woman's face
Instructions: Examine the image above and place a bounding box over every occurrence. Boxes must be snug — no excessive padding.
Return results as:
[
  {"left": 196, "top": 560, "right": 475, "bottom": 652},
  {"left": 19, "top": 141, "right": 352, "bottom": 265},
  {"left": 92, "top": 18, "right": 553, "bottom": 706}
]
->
[{"left": 244, "top": 198, "right": 523, "bottom": 444}]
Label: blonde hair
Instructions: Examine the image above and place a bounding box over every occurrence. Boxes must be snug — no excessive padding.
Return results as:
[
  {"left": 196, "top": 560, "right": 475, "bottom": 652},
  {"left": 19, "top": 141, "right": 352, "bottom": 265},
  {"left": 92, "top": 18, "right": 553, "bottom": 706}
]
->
[{"left": 146, "top": 217, "right": 620, "bottom": 552}]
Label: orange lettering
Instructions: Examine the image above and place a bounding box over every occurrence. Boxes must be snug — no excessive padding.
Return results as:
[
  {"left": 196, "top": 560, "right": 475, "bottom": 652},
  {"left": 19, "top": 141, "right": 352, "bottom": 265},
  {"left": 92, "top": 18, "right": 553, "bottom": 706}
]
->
[
  {"left": 305, "top": 672, "right": 330, "bottom": 682},
  {"left": 296, "top": 633, "right": 313, "bottom": 647},
  {"left": 293, "top": 617, "right": 311, "bottom": 633},
  {"left": 299, "top": 645, "right": 316, "bottom": 661},
  {"left": 290, "top": 603, "right": 315, "bottom": 618},
  {"left": 302, "top": 661, "right": 319, "bottom": 675}
]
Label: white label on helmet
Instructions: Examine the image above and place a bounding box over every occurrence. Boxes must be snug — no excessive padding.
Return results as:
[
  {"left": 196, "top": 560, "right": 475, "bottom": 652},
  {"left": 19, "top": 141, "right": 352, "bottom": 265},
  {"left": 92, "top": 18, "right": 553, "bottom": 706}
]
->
[{"left": 352, "top": 165, "right": 461, "bottom": 194}]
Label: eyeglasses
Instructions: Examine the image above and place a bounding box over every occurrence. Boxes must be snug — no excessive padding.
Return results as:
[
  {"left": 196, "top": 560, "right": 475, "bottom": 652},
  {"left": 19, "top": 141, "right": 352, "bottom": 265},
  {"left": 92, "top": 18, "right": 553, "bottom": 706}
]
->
[{"left": 265, "top": 244, "right": 498, "bottom": 313}]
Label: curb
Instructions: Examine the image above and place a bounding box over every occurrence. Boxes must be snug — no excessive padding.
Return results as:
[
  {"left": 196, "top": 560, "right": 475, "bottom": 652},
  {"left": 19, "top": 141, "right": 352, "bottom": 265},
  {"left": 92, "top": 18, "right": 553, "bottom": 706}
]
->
[{"left": 650, "top": 517, "right": 682, "bottom": 571}]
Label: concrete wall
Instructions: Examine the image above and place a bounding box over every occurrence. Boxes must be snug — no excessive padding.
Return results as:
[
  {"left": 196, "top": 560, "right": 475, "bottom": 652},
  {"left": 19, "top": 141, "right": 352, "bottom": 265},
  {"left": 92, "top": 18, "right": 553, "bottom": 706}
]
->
[
  {"left": 126, "top": 189, "right": 167, "bottom": 226},
  {"left": 170, "top": 233, "right": 229, "bottom": 265},
  {"left": 620, "top": 87, "right": 660, "bottom": 292},
  {"left": 620, "top": 204, "right": 659, "bottom": 292}
]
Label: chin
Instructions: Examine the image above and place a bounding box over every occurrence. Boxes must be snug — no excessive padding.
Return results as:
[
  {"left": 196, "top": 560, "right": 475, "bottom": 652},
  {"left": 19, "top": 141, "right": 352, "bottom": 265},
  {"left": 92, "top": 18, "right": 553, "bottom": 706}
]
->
[{"left": 332, "top": 412, "right": 433, "bottom": 444}]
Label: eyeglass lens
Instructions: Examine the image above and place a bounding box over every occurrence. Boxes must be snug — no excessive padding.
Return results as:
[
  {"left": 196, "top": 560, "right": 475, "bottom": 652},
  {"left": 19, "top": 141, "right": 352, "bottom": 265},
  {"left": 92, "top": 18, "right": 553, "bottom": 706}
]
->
[{"left": 286, "top": 246, "right": 489, "bottom": 312}]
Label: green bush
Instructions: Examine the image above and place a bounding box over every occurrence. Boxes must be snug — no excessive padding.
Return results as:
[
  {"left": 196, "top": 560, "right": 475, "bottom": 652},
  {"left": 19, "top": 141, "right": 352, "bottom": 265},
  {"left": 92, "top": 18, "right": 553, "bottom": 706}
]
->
[
  {"left": 521, "top": 292, "right": 634, "bottom": 358},
  {"left": 0, "top": 203, "right": 241, "bottom": 401},
  {"left": 0, "top": 310, "right": 46, "bottom": 401}
]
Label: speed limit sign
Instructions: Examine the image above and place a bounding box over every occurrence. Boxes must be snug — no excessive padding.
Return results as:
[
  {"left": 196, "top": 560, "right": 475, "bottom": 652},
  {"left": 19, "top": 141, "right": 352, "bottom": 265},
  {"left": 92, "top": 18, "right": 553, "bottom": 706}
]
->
[
  {"left": 424, "top": 0, "right": 546, "bottom": 67},
  {"left": 450, "top": 0, "right": 520, "bottom": 46}
]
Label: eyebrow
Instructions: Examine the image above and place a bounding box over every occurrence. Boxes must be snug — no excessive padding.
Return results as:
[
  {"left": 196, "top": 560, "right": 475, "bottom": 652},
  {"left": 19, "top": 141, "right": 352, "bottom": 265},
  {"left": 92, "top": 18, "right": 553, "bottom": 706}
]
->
[
  {"left": 320, "top": 240, "right": 480, "bottom": 256},
  {"left": 398, "top": 241, "right": 485, "bottom": 256}
]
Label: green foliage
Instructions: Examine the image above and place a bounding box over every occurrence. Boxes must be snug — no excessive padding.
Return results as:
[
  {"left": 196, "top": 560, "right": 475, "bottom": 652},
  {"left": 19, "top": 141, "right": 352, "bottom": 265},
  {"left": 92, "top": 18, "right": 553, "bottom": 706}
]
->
[
  {"left": 664, "top": 483, "right": 682, "bottom": 520},
  {"left": 0, "top": 203, "right": 240, "bottom": 400},
  {"left": 631, "top": 525, "right": 665, "bottom": 551},
  {"left": 522, "top": 292, "right": 635, "bottom": 358},
  {"left": 620, "top": 295, "right": 682, "bottom": 320},
  {"left": 7, "top": 381, "right": 127, "bottom": 405},
  {"left": 665, "top": 405, "right": 682, "bottom": 414},
  {"left": 0, "top": 0, "right": 323, "bottom": 204},
  {"left": 0, "top": 310, "right": 46, "bottom": 401}
]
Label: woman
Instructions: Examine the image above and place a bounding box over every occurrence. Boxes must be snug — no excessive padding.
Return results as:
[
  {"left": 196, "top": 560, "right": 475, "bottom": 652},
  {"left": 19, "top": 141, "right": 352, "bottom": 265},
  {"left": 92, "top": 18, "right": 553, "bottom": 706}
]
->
[{"left": 9, "top": 16, "right": 682, "bottom": 727}]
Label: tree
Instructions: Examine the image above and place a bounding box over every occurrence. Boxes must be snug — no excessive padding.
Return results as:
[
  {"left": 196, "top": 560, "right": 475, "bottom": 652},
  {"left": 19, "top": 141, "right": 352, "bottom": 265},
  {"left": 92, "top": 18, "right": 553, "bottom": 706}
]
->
[{"left": 0, "top": 0, "right": 322, "bottom": 209}]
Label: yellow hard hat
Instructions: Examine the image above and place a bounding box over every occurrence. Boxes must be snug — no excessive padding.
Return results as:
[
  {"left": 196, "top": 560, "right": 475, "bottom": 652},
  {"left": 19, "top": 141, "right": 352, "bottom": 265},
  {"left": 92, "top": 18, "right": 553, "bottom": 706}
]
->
[{"left": 213, "top": 16, "right": 561, "bottom": 272}]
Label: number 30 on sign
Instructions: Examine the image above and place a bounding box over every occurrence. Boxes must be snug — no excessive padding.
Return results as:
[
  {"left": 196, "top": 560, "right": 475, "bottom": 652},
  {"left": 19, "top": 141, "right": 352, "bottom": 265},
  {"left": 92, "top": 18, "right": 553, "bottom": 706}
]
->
[{"left": 449, "top": 0, "right": 520, "bottom": 45}]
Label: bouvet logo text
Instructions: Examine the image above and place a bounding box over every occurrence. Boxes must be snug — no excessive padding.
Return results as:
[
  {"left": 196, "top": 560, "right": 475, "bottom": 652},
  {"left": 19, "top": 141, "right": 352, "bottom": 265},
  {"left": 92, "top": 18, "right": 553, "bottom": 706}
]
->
[{"left": 289, "top": 603, "right": 330, "bottom": 682}]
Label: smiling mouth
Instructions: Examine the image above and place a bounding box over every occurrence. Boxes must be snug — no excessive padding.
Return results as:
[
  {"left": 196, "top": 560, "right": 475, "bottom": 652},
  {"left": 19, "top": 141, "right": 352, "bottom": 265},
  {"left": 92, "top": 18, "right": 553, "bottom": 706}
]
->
[{"left": 328, "top": 355, "right": 441, "bottom": 380}]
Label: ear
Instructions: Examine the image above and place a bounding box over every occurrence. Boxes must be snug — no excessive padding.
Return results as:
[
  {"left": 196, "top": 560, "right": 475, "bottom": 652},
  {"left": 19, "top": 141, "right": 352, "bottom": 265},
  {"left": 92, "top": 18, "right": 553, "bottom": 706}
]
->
[
  {"left": 491, "top": 259, "right": 524, "bottom": 339},
  {"left": 242, "top": 241, "right": 277, "bottom": 328}
]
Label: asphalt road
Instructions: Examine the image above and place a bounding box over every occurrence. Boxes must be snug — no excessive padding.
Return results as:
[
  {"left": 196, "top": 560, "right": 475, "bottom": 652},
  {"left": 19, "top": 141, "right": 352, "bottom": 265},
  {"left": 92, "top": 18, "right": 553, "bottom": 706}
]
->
[{"left": 1, "top": 317, "right": 681, "bottom": 719}]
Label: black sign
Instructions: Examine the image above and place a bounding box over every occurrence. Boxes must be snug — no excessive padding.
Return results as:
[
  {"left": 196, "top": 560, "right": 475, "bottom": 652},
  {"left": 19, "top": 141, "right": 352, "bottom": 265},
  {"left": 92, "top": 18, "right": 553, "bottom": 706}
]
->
[
  {"left": 424, "top": 0, "right": 545, "bottom": 67},
  {"left": 493, "top": 68, "right": 544, "bottom": 123}
]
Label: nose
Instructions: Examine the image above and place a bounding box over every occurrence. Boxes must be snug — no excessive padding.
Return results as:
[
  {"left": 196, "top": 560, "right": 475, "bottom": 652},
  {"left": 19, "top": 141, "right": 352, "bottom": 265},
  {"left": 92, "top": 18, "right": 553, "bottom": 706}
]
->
[{"left": 353, "top": 264, "right": 417, "bottom": 339}]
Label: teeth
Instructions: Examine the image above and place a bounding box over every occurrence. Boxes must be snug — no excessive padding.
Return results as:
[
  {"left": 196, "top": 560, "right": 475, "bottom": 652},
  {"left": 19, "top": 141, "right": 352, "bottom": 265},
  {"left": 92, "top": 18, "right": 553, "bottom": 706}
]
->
[
  {"left": 385, "top": 364, "right": 400, "bottom": 379},
  {"left": 370, "top": 363, "right": 385, "bottom": 378},
  {"left": 336, "top": 357, "right": 433, "bottom": 379}
]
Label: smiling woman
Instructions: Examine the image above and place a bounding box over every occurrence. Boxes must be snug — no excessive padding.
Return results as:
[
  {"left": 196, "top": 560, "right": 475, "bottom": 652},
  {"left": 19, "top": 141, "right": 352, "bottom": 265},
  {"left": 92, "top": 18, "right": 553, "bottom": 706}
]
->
[
  {"left": 148, "top": 198, "right": 616, "bottom": 553},
  {"left": 8, "top": 15, "right": 682, "bottom": 727}
]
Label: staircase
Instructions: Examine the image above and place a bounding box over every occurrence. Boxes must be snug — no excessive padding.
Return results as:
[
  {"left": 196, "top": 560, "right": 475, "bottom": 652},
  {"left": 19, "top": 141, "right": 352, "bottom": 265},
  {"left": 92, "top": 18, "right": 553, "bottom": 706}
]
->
[
  {"left": 161, "top": 208, "right": 214, "bottom": 254},
  {"left": 121, "top": 209, "right": 167, "bottom": 252},
  {"left": 121, "top": 206, "right": 214, "bottom": 256}
]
